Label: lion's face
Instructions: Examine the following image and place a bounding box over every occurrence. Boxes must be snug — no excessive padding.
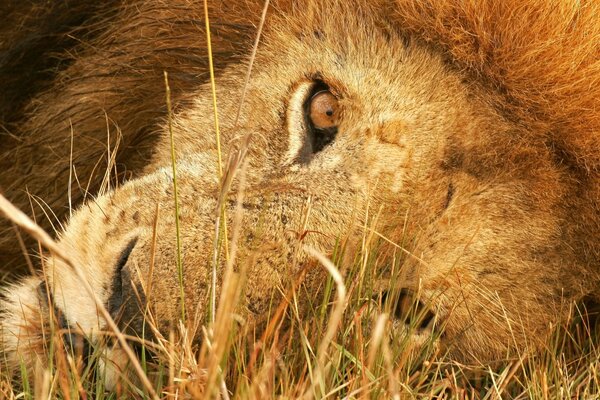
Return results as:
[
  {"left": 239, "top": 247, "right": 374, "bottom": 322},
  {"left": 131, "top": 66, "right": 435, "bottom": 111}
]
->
[
  {"left": 31, "top": 2, "right": 586, "bottom": 365},
  {"left": 4, "top": 2, "right": 598, "bottom": 381}
]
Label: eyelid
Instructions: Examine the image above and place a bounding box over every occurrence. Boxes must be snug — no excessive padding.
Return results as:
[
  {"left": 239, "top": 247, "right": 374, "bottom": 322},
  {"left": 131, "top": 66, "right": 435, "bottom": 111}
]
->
[{"left": 284, "top": 81, "right": 318, "bottom": 165}]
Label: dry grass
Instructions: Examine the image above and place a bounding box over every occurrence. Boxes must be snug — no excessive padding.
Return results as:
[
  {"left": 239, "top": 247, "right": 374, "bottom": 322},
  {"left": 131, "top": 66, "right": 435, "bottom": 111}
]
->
[{"left": 1, "top": 186, "right": 599, "bottom": 399}]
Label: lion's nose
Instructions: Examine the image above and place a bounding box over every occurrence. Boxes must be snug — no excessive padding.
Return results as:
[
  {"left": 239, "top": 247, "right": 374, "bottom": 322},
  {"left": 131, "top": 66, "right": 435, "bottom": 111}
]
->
[
  {"left": 106, "top": 238, "right": 147, "bottom": 336},
  {"left": 379, "top": 289, "right": 435, "bottom": 332}
]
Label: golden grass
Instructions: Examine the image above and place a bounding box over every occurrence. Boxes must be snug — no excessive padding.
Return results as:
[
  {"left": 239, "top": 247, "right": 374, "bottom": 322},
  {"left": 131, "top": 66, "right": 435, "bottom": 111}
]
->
[{"left": 1, "top": 186, "right": 599, "bottom": 398}]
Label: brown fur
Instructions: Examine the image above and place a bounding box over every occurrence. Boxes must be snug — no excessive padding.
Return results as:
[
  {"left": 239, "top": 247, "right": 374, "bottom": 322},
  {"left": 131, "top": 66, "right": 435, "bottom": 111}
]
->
[{"left": 1, "top": 0, "right": 599, "bottom": 384}]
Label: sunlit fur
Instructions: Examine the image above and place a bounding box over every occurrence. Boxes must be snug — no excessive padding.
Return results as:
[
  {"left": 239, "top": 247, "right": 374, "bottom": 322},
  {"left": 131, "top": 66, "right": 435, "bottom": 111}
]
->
[{"left": 1, "top": 0, "right": 599, "bottom": 384}]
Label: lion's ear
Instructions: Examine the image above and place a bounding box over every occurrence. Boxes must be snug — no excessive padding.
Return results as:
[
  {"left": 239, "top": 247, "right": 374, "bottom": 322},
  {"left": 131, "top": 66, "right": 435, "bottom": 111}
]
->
[{"left": 392, "top": 0, "right": 600, "bottom": 171}]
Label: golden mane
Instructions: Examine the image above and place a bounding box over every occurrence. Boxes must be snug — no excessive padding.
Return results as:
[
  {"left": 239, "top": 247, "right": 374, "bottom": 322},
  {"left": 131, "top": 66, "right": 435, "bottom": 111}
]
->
[{"left": 393, "top": 0, "right": 600, "bottom": 171}]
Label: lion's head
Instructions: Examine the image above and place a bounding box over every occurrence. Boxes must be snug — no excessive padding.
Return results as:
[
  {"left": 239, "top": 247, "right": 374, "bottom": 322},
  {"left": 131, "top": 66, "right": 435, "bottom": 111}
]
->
[{"left": 1, "top": 0, "right": 599, "bottom": 389}]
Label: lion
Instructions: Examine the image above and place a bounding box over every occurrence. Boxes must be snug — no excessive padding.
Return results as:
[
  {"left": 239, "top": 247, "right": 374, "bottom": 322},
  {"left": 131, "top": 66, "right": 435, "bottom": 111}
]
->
[{"left": 1, "top": 0, "right": 599, "bottom": 391}]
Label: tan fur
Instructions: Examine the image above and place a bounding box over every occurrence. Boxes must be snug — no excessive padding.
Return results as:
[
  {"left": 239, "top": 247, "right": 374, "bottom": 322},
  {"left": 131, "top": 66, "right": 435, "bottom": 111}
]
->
[{"left": 1, "top": 0, "right": 599, "bottom": 383}]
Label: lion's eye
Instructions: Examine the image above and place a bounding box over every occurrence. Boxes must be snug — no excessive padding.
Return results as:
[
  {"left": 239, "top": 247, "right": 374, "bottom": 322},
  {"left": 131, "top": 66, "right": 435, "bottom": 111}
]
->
[
  {"left": 309, "top": 90, "right": 339, "bottom": 130},
  {"left": 286, "top": 80, "right": 342, "bottom": 164},
  {"left": 304, "top": 84, "right": 339, "bottom": 154}
]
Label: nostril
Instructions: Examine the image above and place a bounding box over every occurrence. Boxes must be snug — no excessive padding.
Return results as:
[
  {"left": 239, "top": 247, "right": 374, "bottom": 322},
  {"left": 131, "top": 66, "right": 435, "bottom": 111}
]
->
[
  {"left": 116, "top": 238, "right": 138, "bottom": 272},
  {"left": 107, "top": 238, "right": 138, "bottom": 318},
  {"left": 379, "top": 289, "right": 435, "bottom": 331}
]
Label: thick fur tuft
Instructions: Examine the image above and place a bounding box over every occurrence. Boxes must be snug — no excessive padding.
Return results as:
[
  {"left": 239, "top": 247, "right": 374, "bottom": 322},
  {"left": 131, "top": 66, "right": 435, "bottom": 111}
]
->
[{"left": 393, "top": 0, "right": 600, "bottom": 170}]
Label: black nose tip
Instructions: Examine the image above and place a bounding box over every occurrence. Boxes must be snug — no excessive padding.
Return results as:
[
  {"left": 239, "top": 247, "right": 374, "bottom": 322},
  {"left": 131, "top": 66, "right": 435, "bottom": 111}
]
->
[
  {"left": 107, "top": 238, "right": 147, "bottom": 336},
  {"left": 379, "top": 289, "right": 435, "bottom": 331}
]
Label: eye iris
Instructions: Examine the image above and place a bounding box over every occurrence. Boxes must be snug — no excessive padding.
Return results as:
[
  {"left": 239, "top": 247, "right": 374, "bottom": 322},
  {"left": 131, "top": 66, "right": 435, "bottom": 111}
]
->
[{"left": 309, "top": 91, "right": 338, "bottom": 129}]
